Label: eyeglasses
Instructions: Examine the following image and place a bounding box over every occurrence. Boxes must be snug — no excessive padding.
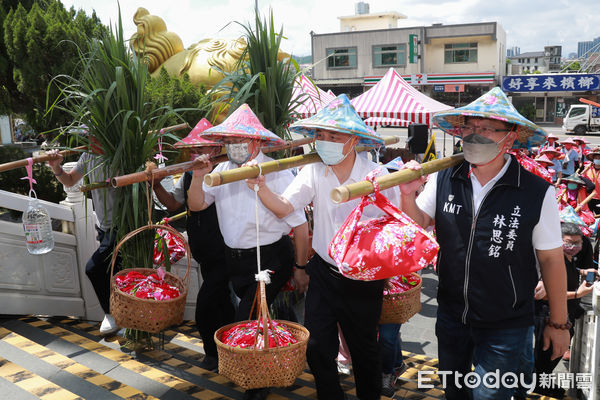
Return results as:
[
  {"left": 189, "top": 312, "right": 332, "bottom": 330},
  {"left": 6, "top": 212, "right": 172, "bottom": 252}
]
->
[{"left": 458, "top": 125, "right": 509, "bottom": 136}]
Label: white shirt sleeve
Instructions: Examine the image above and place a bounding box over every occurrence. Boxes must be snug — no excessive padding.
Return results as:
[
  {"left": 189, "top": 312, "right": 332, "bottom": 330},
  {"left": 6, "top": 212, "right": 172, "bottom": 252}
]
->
[
  {"left": 202, "top": 181, "right": 217, "bottom": 206},
  {"left": 532, "top": 186, "right": 563, "bottom": 250},
  {"left": 171, "top": 174, "right": 186, "bottom": 204},
  {"left": 415, "top": 172, "right": 438, "bottom": 219},
  {"left": 272, "top": 169, "right": 307, "bottom": 228},
  {"left": 282, "top": 164, "right": 316, "bottom": 212}
]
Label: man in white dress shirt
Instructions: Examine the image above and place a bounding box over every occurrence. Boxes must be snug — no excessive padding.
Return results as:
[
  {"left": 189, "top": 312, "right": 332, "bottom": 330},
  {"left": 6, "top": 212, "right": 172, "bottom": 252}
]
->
[{"left": 246, "top": 95, "right": 400, "bottom": 400}]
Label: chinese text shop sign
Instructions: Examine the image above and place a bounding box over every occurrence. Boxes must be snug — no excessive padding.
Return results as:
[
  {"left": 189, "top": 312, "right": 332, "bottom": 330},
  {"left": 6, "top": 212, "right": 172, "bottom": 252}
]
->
[{"left": 502, "top": 74, "right": 600, "bottom": 92}]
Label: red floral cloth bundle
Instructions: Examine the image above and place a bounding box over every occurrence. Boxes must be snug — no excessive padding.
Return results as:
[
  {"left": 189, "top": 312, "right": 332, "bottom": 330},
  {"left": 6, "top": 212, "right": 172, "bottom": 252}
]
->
[
  {"left": 508, "top": 149, "right": 552, "bottom": 183},
  {"left": 115, "top": 268, "right": 181, "bottom": 300},
  {"left": 329, "top": 172, "right": 439, "bottom": 281},
  {"left": 153, "top": 220, "right": 186, "bottom": 266},
  {"left": 384, "top": 275, "right": 421, "bottom": 295},
  {"left": 221, "top": 320, "right": 298, "bottom": 349}
]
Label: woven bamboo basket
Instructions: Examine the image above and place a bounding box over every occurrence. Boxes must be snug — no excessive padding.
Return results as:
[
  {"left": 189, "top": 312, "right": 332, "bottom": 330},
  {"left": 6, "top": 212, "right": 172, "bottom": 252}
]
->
[
  {"left": 379, "top": 273, "right": 422, "bottom": 324},
  {"left": 109, "top": 224, "right": 191, "bottom": 333},
  {"left": 214, "top": 281, "right": 309, "bottom": 390}
]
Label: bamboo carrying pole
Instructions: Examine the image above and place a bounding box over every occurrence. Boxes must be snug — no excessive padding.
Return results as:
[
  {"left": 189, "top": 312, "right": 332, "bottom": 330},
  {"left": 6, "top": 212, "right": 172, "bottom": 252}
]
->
[
  {"left": 109, "top": 137, "right": 315, "bottom": 189},
  {"left": 0, "top": 123, "right": 189, "bottom": 175},
  {"left": 330, "top": 153, "right": 465, "bottom": 204},
  {"left": 204, "top": 136, "right": 400, "bottom": 187},
  {"left": 0, "top": 146, "right": 87, "bottom": 173},
  {"left": 575, "top": 191, "right": 596, "bottom": 213}
]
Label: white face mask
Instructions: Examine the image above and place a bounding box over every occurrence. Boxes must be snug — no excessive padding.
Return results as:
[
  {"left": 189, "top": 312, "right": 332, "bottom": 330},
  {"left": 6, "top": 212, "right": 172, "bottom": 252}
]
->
[
  {"left": 315, "top": 137, "right": 353, "bottom": 165},
  {"left": 226, "top": 142, "right": 254, "bottom": 165},
  {"left": 593, "top": 159, "right": 600, "bottom": 167},
  {"left": 462, "top": 132, "right": 511, "bottom": 166}
]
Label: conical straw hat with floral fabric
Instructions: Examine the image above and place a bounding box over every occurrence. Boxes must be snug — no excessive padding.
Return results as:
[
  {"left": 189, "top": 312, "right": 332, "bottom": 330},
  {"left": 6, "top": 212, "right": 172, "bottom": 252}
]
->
[
  {"left": 174, "top": 118, "right": 221, "bottom": 148},
  {"left": 534, "top": 154, "right": 554, "bottom": 166},
  {"left": 573, "top": 136, "right": 589, "bottom": 144},
  {"left": 433, "top": 87, "right": 547, "bottom": 146},
  {"left": 540, "top": 146, "right": 562, "bottom": 156},
  {"left": 586, "top": 147, "right": 600, "bottom": 160},
  {"left": 560, "top": 138, "right": 577, "bottom": 146},
  {"left": 201, "top": 104, "right": 285, "bottom": 147},
  {"left": 290, "top": 94, "right": 384, "bottom": 147},
  {"left": 562, "top": 173, "right": 586, "bottom": 185}
]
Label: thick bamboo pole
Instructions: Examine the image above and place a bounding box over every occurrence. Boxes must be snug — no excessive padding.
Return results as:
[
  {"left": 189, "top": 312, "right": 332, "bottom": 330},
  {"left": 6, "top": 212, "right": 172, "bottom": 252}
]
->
[
  {"left": 204, "top": 136, "right": 400, "bottom": 187},
  {"left": 575, "top": 191, "right": 596, "bottom": 213},
  {"left": 330, "top": 153, "right": 465, "bottom": 204},
  {"left": 111, "top": 158, "right": 211, "bottom": 188},
  {"left": 108, "top": 138, "right": 317, "bottom": 189},
  {"left": 0, "top": 146, "right": 87, "bottom": 173},
  {"left": 158, "top": 210, "right": 188, "bottom": 224},
  {"left": 0, "top": 123, "right": 189, "bottom": 174},
  {"left": 80, "top": 181, "right": 110, "bottom": 192}
]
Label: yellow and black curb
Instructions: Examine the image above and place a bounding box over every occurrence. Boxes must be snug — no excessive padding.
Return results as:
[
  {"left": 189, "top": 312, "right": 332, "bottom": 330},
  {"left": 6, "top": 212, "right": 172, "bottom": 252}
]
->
[{"left": 0, "top": 316, "right": 559, "bottom": 400}]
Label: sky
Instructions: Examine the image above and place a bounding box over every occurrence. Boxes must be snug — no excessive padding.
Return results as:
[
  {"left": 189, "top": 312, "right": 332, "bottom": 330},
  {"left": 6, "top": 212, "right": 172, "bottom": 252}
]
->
[{"left": 59, "top": 0, "right": 598, "bottom": 57}]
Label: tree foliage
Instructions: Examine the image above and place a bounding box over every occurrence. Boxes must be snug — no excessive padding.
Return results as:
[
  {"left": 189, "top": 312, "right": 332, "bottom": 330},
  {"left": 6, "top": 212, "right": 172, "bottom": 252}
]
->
[
  {"left": 211, "top": 10, "right": 307, "bottom": 141},
  {"left": 1, "top": 0, "right": 105, "bottom": 135},
  {"left": 145, "top": 68, "right": 211, "bottom": 132}
]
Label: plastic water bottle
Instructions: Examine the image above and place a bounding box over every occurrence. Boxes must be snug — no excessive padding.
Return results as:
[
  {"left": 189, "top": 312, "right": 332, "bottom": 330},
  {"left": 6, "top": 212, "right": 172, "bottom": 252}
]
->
[{"left": 22, "top": 197, "right": 54, "bottom": 255}]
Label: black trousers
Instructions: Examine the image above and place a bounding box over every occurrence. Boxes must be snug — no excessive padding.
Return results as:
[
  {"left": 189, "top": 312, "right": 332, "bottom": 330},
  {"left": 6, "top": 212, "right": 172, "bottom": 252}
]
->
[
  {"left": 85, "top": 227, "right": 118, "bottom": 314},
  {"left": 194, "top": 254, "right": 235, "bottom": 358},
  {"left": 305, "top": 254, "right": 384, "bottom": 400},
  {"left": 225, "top": 236, "right": 294, "bottom": 322}
]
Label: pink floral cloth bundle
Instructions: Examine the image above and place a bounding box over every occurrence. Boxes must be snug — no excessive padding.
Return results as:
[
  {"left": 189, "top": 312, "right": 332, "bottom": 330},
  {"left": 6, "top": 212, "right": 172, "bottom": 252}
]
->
[{"left": 329, "top": 171, "right": 439, "bottom": 281}]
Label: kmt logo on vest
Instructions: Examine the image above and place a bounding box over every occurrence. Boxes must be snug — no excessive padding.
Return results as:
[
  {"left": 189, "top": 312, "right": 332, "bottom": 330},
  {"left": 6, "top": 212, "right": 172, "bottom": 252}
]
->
[{"left": 443, "top": 194, "right": 462, "bottom": 215}]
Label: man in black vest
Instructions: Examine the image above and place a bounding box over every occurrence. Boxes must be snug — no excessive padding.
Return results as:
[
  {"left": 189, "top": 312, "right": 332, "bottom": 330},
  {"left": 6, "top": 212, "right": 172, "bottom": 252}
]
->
[{"left": 399, "top": 88, "right": 570, "bottom": 400}]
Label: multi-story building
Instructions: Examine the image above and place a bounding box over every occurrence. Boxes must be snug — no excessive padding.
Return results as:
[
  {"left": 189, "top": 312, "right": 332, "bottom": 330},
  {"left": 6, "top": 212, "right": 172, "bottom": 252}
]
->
[
  {"left": 310, "top": 17, "right": 505, "bottom": 105},
  {"left": 578, "top": 37, "right": 600, "bottom": 58},
  {"left": 506, "top": 46, "right": 520, "bottom": 57},
  {"left": 507, "top": 46, "right": 561, "bottom": 74}
]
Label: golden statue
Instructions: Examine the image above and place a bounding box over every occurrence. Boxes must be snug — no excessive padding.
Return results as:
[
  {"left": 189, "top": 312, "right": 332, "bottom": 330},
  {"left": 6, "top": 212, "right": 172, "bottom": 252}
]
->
[{"left": 131, "top": 7, "right": 248, "bottom": 89}]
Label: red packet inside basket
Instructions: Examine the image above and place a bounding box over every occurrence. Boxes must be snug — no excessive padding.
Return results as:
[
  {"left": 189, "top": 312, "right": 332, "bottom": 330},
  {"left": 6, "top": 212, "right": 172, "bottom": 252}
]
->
[
  {"left": 153, "top": 219, "right": 186, "bottom": 268},
  {"left": 115, "top": 268, "right": 181, "bottom": 300},
  {"left": 384, "top": 274, "right": 421, "bottom": 295},
  {"left": 221, "top": 320, "right": 298, "bottom": 349},
  {"left": 329, "top": 172, "right": 439, "bottom": 281}
]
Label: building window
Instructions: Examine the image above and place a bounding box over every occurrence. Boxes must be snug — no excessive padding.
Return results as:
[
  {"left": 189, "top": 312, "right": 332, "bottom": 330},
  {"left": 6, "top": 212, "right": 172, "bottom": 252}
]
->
[
  {"left": 444, "top": 43, "right": 478, "bottom": 63},
  {"left": 373, "top": 44, "right": 406, "bottom": 67},
  {"left": 327, "top": 47, "right": 357, "bottom": 69}
]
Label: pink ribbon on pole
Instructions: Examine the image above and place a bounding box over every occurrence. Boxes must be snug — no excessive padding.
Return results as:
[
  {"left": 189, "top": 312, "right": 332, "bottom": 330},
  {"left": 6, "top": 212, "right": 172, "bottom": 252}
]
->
[
  {"left": 20, "top": 158, "right": 37, "bottom": 192},
  {"left": 154, "top": 135, "right": 168, "bottom": 163}
]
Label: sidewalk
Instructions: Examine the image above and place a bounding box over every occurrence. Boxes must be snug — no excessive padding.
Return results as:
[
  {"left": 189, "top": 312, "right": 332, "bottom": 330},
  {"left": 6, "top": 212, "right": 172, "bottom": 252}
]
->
[{"left": 0, "top": 267, "right": 563, "bottom": 400}]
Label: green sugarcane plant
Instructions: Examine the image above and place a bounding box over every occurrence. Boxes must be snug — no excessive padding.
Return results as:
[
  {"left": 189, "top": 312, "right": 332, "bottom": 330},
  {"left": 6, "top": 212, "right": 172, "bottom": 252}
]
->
[
  {"left": 48, "top": 9, "right": 189, "bottom": 349},
  {"left": 210, "top": 9, "right": 319, "bottom": 143}
]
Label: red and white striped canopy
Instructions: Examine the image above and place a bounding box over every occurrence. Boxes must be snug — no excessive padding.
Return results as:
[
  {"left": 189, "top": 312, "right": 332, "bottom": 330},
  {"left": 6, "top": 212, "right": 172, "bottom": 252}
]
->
[
  {"left": 364, "top": 117, "right": 412, "bottom": 128},
  {"left": 290, "top": 75, "right": 337, "bottom": 119},
  {"left": 351, "top": 68, "right": 453, "bottom": 126}
]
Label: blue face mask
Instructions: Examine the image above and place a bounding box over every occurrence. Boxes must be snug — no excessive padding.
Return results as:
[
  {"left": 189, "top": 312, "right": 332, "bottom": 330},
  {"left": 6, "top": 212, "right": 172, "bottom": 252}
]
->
[
  {"left": 567, "top": 183, "right": 578, "bottom": 190},
  {"left": 315, "top": 138, "right": 352, "bottom": 165}
]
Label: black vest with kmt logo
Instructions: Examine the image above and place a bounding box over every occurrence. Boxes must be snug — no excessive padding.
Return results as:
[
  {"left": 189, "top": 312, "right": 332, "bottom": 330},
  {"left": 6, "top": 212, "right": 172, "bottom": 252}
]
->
[{"left": 434, "top": 155, "right": 549, "bottom": 329}]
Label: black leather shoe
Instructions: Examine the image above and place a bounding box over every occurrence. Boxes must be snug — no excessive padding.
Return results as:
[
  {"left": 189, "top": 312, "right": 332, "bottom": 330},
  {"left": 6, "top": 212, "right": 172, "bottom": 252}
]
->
[
  {"left": 242, "top": 388, "right": 271, "bottom": 400},
  {"left": 198, "top": 355, "right": 218, "bottom": 372}
]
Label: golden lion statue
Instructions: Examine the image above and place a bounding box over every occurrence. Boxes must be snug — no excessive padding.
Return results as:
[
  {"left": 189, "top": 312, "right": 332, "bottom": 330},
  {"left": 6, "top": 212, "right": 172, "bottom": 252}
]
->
[{"left": 131, "top": 8, "right": 250, "bottom": 88}]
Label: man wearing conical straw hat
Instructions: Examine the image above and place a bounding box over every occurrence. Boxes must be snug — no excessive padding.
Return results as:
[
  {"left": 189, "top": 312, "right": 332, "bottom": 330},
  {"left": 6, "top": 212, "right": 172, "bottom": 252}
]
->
[
  {"left": 246, "top": 94, "right": 401, "bottom": 399},
  {"left": 153, "top": 118, "right": 234, "bottom": 372},
  {"left": 187, "top": 105, "right": 309, "bottom": 400},
  {"left": 399, "top": 87, "right": 569, "bottom": 399}
]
